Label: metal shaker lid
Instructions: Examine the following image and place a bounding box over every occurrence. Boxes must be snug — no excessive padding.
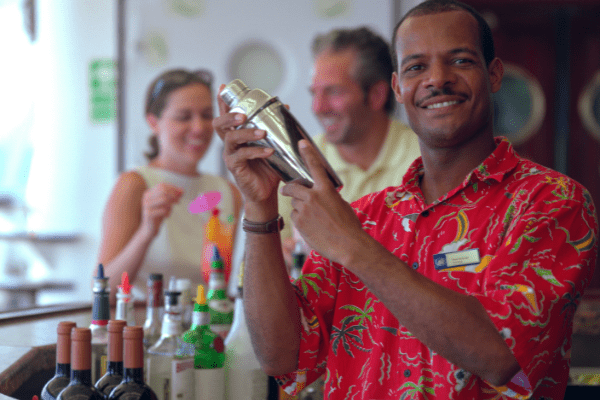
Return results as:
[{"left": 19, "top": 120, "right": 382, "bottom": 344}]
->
[{"left": 220, "top": 79, "right": 250, "bottom": 107}]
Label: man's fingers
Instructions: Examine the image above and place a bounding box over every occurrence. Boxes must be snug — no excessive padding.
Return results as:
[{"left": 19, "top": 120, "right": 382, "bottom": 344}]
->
[{"left": 298, "top": 139, "right": 331, "bottom": 189}]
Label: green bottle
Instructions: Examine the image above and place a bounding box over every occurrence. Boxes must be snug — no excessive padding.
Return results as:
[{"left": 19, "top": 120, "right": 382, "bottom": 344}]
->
[
  {"left": 180, "top": 285, "right": 225, "bottom": 399},
  {"left": 207, "top": 246, "right": 234, "bottom": 340}
]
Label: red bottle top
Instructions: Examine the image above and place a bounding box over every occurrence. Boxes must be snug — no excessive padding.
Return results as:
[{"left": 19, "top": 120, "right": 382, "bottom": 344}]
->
[
  {"left": 123, "top": 326, "right": 144, "bottom": 369},
  {"left": 71, "top": 328, "right": 92, "bottom": 371},
  {"left": 57, "top": 321, "right": 77, "bottom": 364},
  {"left": 107, "top": 320, "right": 127, "bottom": 362}
]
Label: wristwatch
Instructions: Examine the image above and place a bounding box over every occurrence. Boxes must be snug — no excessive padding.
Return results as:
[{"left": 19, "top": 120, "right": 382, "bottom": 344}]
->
[{"left": 242, "top": 215, "right": 285, "bottom": 234}]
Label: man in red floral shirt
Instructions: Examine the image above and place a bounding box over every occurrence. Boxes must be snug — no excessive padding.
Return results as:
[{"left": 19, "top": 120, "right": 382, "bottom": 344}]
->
[{"left": 214, "top": 1, "right": 599, "bottom": 399}]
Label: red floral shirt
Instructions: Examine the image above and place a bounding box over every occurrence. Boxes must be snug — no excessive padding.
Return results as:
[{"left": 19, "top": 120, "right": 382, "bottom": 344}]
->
[{"left": 277, "top": 138, "right": 598, "bottom": 399}]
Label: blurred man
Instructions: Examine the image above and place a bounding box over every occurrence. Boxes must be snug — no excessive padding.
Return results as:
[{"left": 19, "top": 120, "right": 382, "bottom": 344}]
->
[{"left": 278, "top": 27, "right": 420, "bottom": 244}]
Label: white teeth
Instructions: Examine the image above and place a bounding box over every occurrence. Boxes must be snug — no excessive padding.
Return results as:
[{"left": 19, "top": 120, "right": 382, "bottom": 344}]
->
[
  {"left": 426, "top": 101, "right": 459, "bottom": 109},
  {"left": 321, "top": 118, "right": 337, "bottom": 128}
]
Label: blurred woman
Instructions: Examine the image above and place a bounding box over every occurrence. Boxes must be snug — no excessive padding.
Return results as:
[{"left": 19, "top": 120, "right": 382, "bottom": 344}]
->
[{"left": 98, "top": 68, "right": 242, "bottom": 299}]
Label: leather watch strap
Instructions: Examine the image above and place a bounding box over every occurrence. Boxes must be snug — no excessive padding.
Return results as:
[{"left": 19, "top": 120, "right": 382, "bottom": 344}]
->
[{"left": 242, "top": 215, "right": 285, "bottom": 234}]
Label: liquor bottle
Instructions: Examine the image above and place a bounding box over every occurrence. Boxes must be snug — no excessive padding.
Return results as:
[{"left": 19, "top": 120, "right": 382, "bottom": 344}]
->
[
  {"left": 116, "top": 272, "right": 135, "bottom": 326},
  {"left": 207, "top": 246, "right": 234, "bottom": 340},
  {"left": 201, "top": 208, "right": 234, "bottom": 284},
  {"left": 95, "top": 320, "right": 127, "bottom": 397},
  {"left": 107, "top": 326, "right": 158, "bottom": 400},
  {"left": 175, "top": 278, "right": 193, "bottom": 330},
  {"left": 143, "top": 273, "right": 164, "bottom": 351},
  {"left": 180, "top": 285, "right": 225, "bottom": 400},
  {"left": 224, "top": 262, "right": 268, "bottom": 400},
  {"left": 41, "top": 321, "right": 77, "bottom": 400},
  {"left": 90, "top": 264, "right": 110, "bottom": 384},
  {"left": 146, "top": 290, "right": 194, "bottom": 400},
  {"left": 290, "top": 240, "right": 306, "bottom": 281},
  {"left": 56, "top": 328, "right": 104, "bottom": 400}
]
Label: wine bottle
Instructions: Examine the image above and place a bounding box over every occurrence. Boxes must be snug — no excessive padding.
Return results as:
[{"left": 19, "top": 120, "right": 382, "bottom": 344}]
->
[
  {"left": 143, "top": 273, "right": 164, "bottom": 351},
  {"left": 95, "top": 320, "right": 127, "bottom": 397},
  {"left": 41, "top": 321, "right": 77, "bottom": 400},
  {"left": 224, "top": 262, "right": 268, "bottom": 400},
  {"left": 90, "top": 264, "right": 110, "bottom": 384},
  {"left": 56, "top": 328, "right": 104, "bottom": 400},
  {"left": 107, "top": 326, "right": 158, "bottom": 400},
  {"left": 116, "top": 272, "right": 135, "bottom": 326},
  {"left": 146, "top": 290, "right": 194, "bottom": 400},
  {"left": 207, "top": 246, "right": 233, "bottom": 340},
  {"left": 180, "top": 285, "right": 225, "bottom": 400}
]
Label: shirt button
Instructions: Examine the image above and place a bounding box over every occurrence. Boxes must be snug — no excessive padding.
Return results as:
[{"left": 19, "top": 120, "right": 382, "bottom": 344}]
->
[
  {"left": 404, "top": 369, "right": 411, "bottom": 377},
  {"left": 421, "top": 210, "right": 430, "bottom": 217}
]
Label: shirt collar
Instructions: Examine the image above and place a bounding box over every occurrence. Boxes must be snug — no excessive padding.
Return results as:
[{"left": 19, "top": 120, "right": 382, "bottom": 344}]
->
[{"left": 399, "top": 136, "right": 519, "bottom": 205}]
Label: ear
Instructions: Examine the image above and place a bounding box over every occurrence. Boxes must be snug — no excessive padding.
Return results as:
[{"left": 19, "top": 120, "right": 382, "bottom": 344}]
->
[
  {"left": 488, "top": 58, "right": 504, "bottom": 94},
  {"left": 391, "top": 72, "right": 404, "bottom": 105},
  {"left": 367, "top": 81, "right": 389, "bottom": 111},
  {"left": 146, "top": 113, "right": 159, "bottom": 133}
]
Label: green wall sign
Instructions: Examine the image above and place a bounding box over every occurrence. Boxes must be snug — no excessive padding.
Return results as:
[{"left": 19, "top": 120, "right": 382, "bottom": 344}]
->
[{"left": 89, "top": 59, "right": 116, "bottom": 123}]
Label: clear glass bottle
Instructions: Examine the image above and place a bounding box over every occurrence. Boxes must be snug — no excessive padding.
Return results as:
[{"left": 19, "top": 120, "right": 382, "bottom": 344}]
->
[
  {"left": 116, "top": 272, "right": 135, "bottom": 326},
  {"left": 146, "top": 290, "right": 194, "bottom": 400},
  {"left": 175, "top": 278, "right": 193, "bottom": 331},
  {"left": 41, "top": 321, "right": 77, "bottom": 400},
  {"left": 107, "top": 326, "right": 158, "bottom": 400},
  {"left": 56, "top": 328, "right": 104, "bottom": 400},
  {"left": 290, "top": 240, "right": 306, "bottom": 281},
  {"left": 224, "top": 262, "right": 268, "bottom": 400},
  {"left": 95, "top": 320, "right": 127, "bottom": 397},
  {"left": 181, "top": 285, "right": 225, "bottom": 400},
  {"left": 207, "top": 246, "right": 233, "bottom": 340},
  {"left": 90, "top": 264, "right": 110, "bottom": 384},
  {"left": 143, "top": 273, "right": 164, "bottom": 351}
]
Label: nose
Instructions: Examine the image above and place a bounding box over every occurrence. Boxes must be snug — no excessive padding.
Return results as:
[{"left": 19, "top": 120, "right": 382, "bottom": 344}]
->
[
  {"left": 192, "top": 115, "right": 212, "bottom": 134},
  {"left": 424, "top": 62, "right": 456, "bottom": 90},
  {"left": 311, "top": 91, "right": 330, "bottom": 115}
]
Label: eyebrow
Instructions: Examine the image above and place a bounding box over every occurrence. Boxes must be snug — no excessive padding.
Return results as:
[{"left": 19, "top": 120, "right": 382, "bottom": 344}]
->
[{"left": 400, "top": 47, "right": 480, "bottom": 67}]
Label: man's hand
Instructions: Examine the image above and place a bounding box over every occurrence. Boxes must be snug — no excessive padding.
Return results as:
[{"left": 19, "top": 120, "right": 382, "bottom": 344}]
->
[
  {"left": 213, "top": 84, "right": 281, "bottom": 213},
  {"left": 281, "top": 140, "right": 368, "bottom": 266}
]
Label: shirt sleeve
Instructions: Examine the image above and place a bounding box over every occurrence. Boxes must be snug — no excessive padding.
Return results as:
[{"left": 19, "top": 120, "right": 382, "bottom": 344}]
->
[
  {"left": 472, "top": 183, "right": 598, "bottom": 397},
  {"left": 275, "top": 252, "right": 340, "bottom": 396}
]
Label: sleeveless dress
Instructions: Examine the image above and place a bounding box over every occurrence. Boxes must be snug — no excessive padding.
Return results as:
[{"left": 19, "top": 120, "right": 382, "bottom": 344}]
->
[{"left": 132, "top": 165, "right": 236, "bottom": 299}]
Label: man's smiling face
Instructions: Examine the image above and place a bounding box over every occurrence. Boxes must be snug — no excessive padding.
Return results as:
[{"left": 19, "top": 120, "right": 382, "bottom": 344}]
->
[{"left": 391, "top": 10, "right": 503, "bottom": 149}]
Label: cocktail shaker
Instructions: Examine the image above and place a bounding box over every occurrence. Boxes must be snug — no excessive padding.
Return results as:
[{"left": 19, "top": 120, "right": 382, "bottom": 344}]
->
[{"left": 220, "top": 79, "right": 342, "bottom": 189}]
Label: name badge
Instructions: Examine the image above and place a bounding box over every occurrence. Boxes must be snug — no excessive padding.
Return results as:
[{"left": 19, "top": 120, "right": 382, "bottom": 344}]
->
[{"left": 434, "top": 249, "right": 480, "bottom": 270}]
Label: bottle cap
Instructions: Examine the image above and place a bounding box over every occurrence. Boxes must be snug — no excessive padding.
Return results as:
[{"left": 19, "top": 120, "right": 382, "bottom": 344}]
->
[
  {"left": 71, "top": 328, "right": 92, "bottom": 371},
  {"left": 123, "top": 326, "right": 144, "bottom": 369},
  {"left": 56, "top": 321, "right": 76, "bottom": 364},
  {"left": 194, "top": 285, "right": 206, "bottom": 305},
  {"left": 108, "top": 320, "right": 127, "bottom": 362},
  {"left": 119, "top": 272, "right": 132, "bottom": 295}
]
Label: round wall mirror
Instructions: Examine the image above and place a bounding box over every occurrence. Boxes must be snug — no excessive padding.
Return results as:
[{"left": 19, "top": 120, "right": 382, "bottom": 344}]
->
[
  {"left": 578, "top": 70, "right": 600, "bottom": 143},
  {"left": 492, "top": 63, "right": 546, "bottom": 146}
]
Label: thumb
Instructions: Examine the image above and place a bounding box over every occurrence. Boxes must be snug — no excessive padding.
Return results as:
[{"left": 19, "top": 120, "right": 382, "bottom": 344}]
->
[{"left": 298, "top": 139, "right": 331, "bottom": 189}]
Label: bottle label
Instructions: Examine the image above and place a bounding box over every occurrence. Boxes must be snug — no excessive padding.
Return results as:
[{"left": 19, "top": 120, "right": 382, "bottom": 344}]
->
[
  {"left": 171, "top": 358, "right": 195, "bottom": 400},
  {"left": 147, "top": 356, "right": 171, "bottom": 400},
  {"left": 195, "top": 368, "right": 225, "bottom": 400}
]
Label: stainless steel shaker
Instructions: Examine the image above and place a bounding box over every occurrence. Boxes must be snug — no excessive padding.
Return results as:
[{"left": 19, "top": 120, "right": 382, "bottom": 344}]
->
[{"left": 220, "top": 79, "right": 343, "bottom": 189}]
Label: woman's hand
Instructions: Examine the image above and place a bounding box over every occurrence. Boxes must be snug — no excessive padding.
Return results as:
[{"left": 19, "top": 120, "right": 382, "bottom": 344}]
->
[{"left": 140, "top": 182, "right": 183, "bottom": 237}]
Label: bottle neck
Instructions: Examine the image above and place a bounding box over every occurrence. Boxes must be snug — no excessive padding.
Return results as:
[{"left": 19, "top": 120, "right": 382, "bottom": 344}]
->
[
  {"left": 161, "top": 313, "right": 183, "bottom": 337},
  {"left": 191, "top": 308, "right": 210, "bottom": 328},
  {"left": 123, "top": 367, "right": 145, "bottom": 383},
  {"left": 91, "top": 290, "right": 110, "bottom": 324},
  {"left": 55, "top": 363, "right": 70, "bottom": 377},
  {"left": 70, "top": 369, "right": 93, "bottom": 385},
  {"left": 105, "top": 361, "right": 123, "bottom": 376}
]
